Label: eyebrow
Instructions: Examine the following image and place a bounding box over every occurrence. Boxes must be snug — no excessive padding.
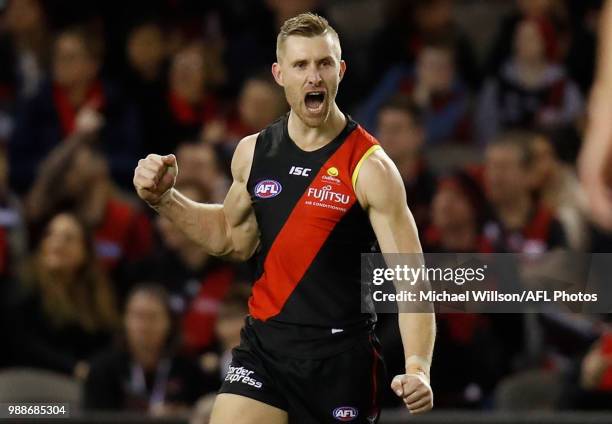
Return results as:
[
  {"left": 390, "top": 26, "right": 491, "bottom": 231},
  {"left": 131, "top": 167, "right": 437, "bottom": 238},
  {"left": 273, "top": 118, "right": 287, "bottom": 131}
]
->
[{"left": 291, "top": 56, "right": 334, "bottom": 66}]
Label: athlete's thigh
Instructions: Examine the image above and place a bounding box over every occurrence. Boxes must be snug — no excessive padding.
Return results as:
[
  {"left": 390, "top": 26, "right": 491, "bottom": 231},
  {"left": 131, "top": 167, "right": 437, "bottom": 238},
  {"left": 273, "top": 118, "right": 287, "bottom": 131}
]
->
[{"left": 209, "top": 393, "right": 288, "bottom": 424}]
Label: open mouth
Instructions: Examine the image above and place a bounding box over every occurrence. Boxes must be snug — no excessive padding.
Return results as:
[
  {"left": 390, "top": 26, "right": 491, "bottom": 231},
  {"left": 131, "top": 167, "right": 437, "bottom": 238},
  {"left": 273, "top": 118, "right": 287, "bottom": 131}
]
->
[{"left": 304, "top": 91, "right": 326, "bottom": 113}]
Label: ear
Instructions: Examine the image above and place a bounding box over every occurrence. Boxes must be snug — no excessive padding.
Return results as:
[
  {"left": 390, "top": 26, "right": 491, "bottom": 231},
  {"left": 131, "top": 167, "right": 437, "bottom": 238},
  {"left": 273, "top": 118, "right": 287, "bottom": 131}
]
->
[
  {"left": 271, "top": 62, "right": 284, "bottom": 87},
  {"left": 338, "top": 60, "right": 346, "bottom": 82}
]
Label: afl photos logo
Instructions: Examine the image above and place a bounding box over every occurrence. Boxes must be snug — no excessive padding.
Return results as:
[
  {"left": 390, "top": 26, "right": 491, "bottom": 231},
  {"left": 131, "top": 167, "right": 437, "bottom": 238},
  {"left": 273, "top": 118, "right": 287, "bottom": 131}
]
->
[
  {"left": 254, "top": 180, "right": 282, "bottom": 198},
  {"left": 333, "top": 406, "right": 358, "bottom": 421}
]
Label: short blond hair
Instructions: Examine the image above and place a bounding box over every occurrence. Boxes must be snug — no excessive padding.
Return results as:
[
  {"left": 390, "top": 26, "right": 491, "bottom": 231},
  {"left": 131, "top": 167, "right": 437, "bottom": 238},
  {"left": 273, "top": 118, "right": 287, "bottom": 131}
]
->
[{"left": 276, "top": 13, "right": 341, "bottom": 61}]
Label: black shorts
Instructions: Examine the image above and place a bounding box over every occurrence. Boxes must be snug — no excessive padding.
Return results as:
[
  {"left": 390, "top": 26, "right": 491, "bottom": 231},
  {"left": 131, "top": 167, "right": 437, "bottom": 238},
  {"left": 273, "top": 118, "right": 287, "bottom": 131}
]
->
[{"left": 218, "top": 318, "right": 386, "bottom": 424}]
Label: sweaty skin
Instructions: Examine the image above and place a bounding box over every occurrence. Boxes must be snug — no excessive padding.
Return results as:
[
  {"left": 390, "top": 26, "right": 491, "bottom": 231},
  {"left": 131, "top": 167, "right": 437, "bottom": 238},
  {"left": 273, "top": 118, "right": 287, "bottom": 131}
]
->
[{"left": 134, "top": 29, "right": 434, "bottom": 424}]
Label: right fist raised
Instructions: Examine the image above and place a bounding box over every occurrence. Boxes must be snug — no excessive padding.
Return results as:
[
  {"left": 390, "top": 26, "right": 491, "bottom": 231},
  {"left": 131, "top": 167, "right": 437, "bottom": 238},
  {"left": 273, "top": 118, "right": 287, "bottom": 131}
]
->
[{"left": 133, "top": 154, "right": 178, "bottom": 206}]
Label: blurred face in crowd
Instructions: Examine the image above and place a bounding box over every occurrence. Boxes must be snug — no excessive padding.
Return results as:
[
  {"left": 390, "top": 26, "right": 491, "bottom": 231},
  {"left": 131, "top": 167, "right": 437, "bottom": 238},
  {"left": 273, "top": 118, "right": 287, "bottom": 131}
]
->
[
  {"left": 485, "top": 143, "right": 530, "bottom": 204},
  {"left": 239, "top": 79, "right": 287, "bottom": 130},
  {"left": 127, "top": 23, "right": 166, "bottom": 79},
  {"left": 53, "top": 33, "right": 99, "bottom": 89},
  {"left": 273, "top": 33, "right": 345, "bottom": 127},
  {"left": 514, "top": 20, "right": 546, "bottom": 64},
  {"left": 170, "top": 45, "right": 206, "bottom": 104},
  {"left": 377, "top": 108, "right": 423, "bottom": 162},
  {"left": 529, "top": 135, "right": 557, "bottom": 190},
  {"left": 125, "top": 290, "right": 171, "bottom": 356},
  {"left": 4, "top": 0, "right": 44, "bottom": 35},
  {"left": 415, "top": 0, "right": 453, "bottom": 32},
  {"left": 175, "top": 143, "right": 219, "bottom": 195},
  {"left": 64, "top": 146, "right": 107, "bottom": 198},
  {"left": 432, "top": 184, "right": 475, "bottom": 232},
  {"left": 39, "top": 213, "right": 87, "bottom": 276},
  {"left": 417, "top": 46, "right": 455, "bottom": 93}
]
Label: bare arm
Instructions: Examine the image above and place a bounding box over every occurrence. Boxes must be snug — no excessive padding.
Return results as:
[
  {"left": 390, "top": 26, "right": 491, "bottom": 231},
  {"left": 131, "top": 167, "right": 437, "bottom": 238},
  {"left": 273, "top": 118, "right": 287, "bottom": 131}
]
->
[
  {"left": 356, "top": 149, "right": 435, "bottom": 414},
  {"left": 133, "top": 135, "right": 259, "bottom": 260},
  {"left": 579, "top": 0, "right": 612, "bottom": 230}
]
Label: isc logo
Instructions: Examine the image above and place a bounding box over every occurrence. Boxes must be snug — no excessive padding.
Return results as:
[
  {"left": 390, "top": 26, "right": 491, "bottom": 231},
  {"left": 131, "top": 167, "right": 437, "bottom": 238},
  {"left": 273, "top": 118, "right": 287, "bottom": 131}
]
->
[
  {"left": 254, "top": 180, "right": 282, "bottom": 198},
  {"left": 289, "top": 166, "right": 311, "bottom": 177},
  {"left": 332, "top": 407, "right": 358, "bottom": 421}
]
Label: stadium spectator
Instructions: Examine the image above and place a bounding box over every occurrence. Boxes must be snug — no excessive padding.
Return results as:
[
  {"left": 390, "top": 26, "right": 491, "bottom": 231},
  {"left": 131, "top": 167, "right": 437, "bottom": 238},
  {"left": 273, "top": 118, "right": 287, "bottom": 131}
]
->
[
  {"left": 376, "top": 97, "right": 436, "bottom": 234},
  {"left": 175, "top": 142, "right": 230, "bottom": 203},
  {"left": 368, "top": 0, "right": 479, "bottom": 91},
  {"left": 424, "top": 171, "right": 490, "bottom": 253},
  {"left": 84, "top": 283, "right": 210, "bottom": 414},
  {"left": 24, "top": 137, "right": 153, "bottom": 273},
  {"left": 123, "top": 20, "right": 170, "bottom": 155},
  {"left": 482, "top": 131, "right": 567, "bottom": 253},
  {"left": 528, "top": 132, "right": 589, "bottom": 250},
  {"left": 9, "top": 212, "right": 118, "bottom": 377},
  {"left": 359, "top": 39, "right": 471, "bottom": 144},
  {"left": 477, "top": 19, "right": 583, "bottom": 144},
  {"left": 9, "top": 25, "right": 142, "bottom": 192},
  {"left": 163, "top": 42, "right": 223, "bottom": 152}
]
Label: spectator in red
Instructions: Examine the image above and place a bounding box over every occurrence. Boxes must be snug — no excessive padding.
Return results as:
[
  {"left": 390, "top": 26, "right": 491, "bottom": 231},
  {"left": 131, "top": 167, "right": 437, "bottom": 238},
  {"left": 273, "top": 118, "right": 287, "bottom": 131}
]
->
[
  {"left": 482, "top": 131, "right": 567, "bottom": 253},
  {"left": 25, "top": 136, "right": 153, "bottom": 274},
  {"left": 119, "top": 181, "right": 236, "bottom": 355},
  {"left": 375, "top": 96, "right": 436, "bottom": 235},
  {"left": 84, "top": 283, "right": 210, "bottom": 414},
  {"left": 9, "top": 25, "right": 142, "bottom": 192},
  {"left": 477, "top": 19, "right": 583, "bottom": 144},
  {"left": 9, "top": 211, "right": 118, "bottom": 377},
  {"left": 163, "top": 42, "right": 222, "bottom": 152},
  {"left": 424, "top": 171, "right": 491, "bottom": 253}
]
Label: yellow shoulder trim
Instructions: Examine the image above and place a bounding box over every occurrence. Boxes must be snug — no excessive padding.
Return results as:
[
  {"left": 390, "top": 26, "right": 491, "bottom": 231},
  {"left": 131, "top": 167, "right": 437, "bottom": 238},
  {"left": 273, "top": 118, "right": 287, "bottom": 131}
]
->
[{"left": 351, "top": 145, "right": 382, "bottom": 190}]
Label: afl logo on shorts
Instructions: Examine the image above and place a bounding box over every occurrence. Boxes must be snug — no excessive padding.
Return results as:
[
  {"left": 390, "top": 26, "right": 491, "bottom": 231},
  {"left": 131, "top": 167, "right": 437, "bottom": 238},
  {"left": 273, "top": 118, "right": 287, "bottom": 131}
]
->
[
  {"left": 254, "top": 180, "right": 282, "bottom": 198},
  {"left": 332, "top": 406, "right": 358, "bottom": 421}
]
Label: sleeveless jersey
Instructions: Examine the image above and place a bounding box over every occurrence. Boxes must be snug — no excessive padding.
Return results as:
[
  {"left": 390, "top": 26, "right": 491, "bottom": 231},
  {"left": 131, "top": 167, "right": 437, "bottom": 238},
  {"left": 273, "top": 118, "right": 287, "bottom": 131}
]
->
[{"left": 246, "top": 114, "right": 381, "bottom": 349}]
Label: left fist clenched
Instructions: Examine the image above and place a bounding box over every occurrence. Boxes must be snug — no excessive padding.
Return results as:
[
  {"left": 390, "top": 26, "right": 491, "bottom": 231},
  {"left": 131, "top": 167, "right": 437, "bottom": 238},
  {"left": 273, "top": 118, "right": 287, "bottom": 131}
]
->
[{"left": 390, "top": 372, "right": 433, "bottom": 414}]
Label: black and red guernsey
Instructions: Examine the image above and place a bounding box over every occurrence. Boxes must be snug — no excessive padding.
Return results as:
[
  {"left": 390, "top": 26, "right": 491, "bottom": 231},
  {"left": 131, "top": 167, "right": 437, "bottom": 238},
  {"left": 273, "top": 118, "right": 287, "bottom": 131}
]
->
[{"left": 245, "top": 114, "right": 382, "bottom": 357}]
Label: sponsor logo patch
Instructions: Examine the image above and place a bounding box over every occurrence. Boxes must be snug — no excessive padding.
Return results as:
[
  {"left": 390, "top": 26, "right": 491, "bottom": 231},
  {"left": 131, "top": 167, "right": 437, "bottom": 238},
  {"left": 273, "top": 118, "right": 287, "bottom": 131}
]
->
[
  {"left": 333, "top": 406, "right": 359, "bottom": 421},
  {"left": 224, "top": 366, "right": 263, "bottom": 389},
  {"left": 305, "top": 185, "right": 351, "bottom": 212},
  {"left": 254, "top": 180, "right": 282, "bottom": 198},
  {"left": 327, "top": 167, "right": 339, "bottom": 177}
]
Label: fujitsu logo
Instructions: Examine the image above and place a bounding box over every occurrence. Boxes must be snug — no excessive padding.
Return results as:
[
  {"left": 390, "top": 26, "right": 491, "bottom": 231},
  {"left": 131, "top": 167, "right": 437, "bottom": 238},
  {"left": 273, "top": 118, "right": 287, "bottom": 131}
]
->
[{"left": 307, "top": 185, "right": 350, "bottom": 204}]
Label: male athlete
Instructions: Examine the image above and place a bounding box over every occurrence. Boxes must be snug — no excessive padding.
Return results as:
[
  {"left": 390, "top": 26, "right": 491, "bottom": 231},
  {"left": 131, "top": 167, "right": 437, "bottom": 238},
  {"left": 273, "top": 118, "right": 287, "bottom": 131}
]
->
[{"left": 134, "top": 13, "right": 435, "bottom": 424}]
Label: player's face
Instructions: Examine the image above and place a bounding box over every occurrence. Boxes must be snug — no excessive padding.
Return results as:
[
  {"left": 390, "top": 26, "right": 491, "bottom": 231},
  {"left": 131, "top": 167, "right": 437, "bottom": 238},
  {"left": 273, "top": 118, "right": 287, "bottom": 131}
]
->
[{"left": 273, "top": 34, "right": 345, "bottom": 127}]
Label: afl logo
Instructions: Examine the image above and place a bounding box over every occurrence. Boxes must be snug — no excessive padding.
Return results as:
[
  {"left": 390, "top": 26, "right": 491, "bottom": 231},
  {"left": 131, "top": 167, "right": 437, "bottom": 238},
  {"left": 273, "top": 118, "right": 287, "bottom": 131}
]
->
[
  {"left": 333, "top": 407, "right": 358, "bottom": 421},
  {"left": 327, "top": 167, "right": 339, "bottom": 177},
  {"left": 254, "top": 180, "right": 282, "bottom": 198}
]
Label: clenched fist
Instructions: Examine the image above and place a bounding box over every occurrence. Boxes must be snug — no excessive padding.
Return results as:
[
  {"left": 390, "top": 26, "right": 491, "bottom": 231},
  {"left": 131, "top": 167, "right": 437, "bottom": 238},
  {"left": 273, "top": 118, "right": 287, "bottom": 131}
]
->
[
  {"left": 391, "top": 372, "right": 433, "bottom": 414},
  {"left": 133, "top": 154, "right": 178, "bottom": 206}
]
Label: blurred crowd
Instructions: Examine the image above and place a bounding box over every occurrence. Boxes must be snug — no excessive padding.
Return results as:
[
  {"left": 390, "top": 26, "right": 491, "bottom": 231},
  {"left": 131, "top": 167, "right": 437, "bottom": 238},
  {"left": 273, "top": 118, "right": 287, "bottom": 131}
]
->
[{"left": 1, "top": 0, "right": 612, "bottom": 420}]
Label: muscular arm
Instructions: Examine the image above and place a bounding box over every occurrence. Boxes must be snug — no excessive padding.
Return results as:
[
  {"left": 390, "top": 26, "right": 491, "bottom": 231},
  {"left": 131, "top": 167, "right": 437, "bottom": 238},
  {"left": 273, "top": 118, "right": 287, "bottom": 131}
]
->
[
  {"left": 134, "top": 135, "right": 259, "bottom": 260},
  {"left": 579, "top": 0, "right": 612, "bottom": 230},
  {"left": 356, "top": 149, "right": 435, "bottom": 413}
]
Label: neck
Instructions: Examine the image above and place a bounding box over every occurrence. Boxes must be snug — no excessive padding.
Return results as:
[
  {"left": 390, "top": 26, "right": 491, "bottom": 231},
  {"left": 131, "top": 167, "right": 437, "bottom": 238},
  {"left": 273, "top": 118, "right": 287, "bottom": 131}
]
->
[
  {"left": 516, "top": 59, "right": 546, "bottom": 86},
  {"left": 287, "top": 104, "right": 346, "bottom": 151},
  {"left": 495, "top": 194, "right": 532, "bottom": 230},
  {"left": 133, "top": 347, "right": 162, "bottom": 371}
]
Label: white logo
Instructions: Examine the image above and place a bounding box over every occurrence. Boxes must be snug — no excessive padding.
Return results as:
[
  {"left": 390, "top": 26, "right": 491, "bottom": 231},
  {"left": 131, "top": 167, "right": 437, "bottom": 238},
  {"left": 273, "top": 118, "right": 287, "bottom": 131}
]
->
[
  {"left": 306, "top": 185, "right": 350, "bottom": 205},
  {"left": 333, "top": 406, "right": 359, "bottom": 421},
  {"left": 331, "top": 328, "right": 344, "bottom": 334},
  {"left": 289, "top": 166, "right": 312, "bottom": 177},
  {"left": 225, "top": 366, "right": 263, "bottom": 389}
]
